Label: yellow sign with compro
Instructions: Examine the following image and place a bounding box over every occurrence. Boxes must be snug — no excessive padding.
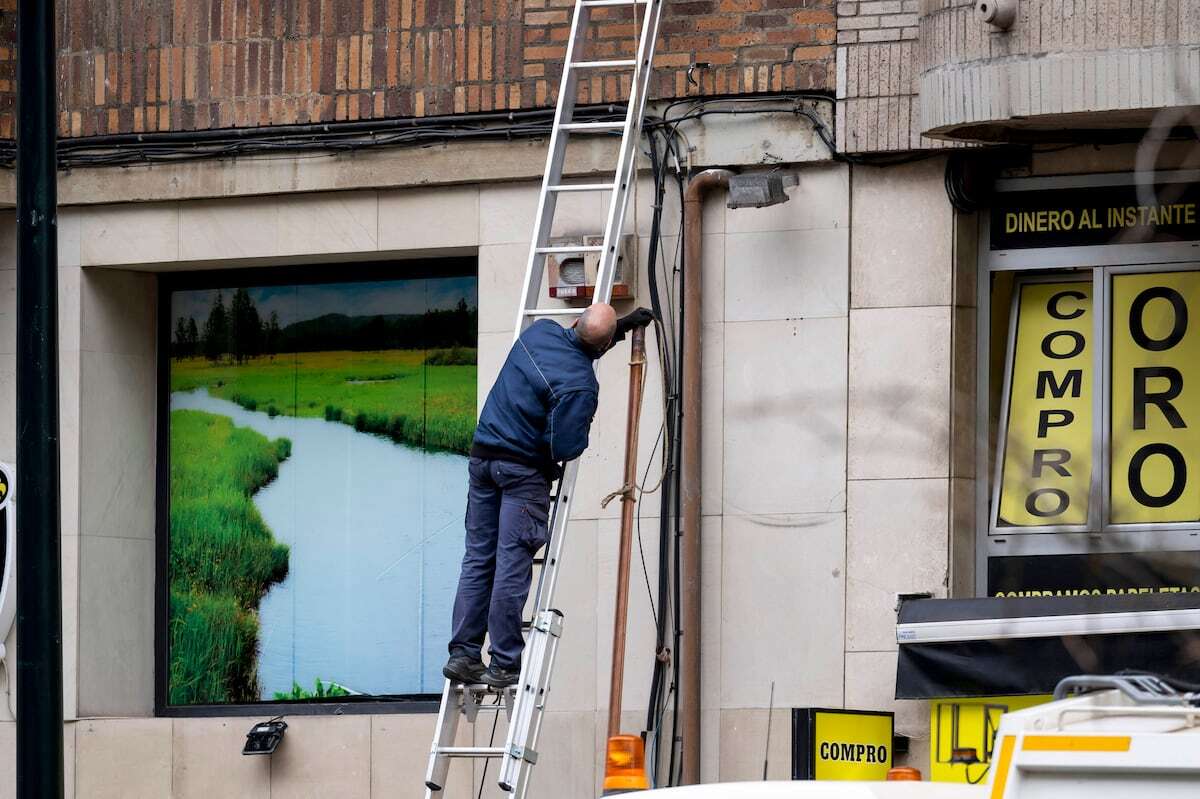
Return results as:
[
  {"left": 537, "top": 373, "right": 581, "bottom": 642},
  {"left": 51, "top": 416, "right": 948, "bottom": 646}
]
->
[
  {"left": 792, "top": 708, "right": 893, "bottom": 781},
  {"left": 1110, "top": 270, "right": 1200, "bottom": 523},
  {"left": 997, "top": 281, "right": 1093, "bottom": 527},
  {"left": 929, "top": 695, "right": 1050, "bottom": 783}
]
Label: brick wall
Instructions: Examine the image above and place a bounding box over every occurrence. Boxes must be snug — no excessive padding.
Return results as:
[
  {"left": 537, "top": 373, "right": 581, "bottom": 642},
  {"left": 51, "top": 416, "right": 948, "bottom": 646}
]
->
[
  {"left": 835, "top": 0, "right": 937, "bottom": 151},
  {"left": 0, "top": 0, "right": 12, "bottom": 137},
  {"left": 0, "top": 0, "right": 834, "bottom": 139}
]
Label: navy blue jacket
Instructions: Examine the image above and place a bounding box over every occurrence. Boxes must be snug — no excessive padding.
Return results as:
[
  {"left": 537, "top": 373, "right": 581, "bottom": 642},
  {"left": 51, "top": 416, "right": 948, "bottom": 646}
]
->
[{"left": 471, "top": 320, "right": 600, "bottom": 476}]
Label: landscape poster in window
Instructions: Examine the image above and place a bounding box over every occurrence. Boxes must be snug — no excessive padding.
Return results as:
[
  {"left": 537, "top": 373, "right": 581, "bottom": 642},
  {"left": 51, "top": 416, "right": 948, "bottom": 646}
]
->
[{"left": 164, "top": 272, "right": 477, "bottom": 705}]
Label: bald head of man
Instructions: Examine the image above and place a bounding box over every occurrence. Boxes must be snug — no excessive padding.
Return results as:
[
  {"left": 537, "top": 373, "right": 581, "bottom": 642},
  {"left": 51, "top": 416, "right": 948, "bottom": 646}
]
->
[{"left": 574, "top": 303, "right": 617, "bottom": 354}]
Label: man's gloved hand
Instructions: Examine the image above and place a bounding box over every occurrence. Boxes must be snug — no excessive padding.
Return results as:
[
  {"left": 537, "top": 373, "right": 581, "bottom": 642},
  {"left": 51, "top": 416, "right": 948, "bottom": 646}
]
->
[{"left": 612, "top": 307, "right": 656, "bottom": 342}]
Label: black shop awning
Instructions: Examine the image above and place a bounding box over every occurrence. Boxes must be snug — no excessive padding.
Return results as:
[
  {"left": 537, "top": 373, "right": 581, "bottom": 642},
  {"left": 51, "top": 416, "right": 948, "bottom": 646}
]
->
[{"left": 895, "top": 593, "right": 1200, "bottom": 699}]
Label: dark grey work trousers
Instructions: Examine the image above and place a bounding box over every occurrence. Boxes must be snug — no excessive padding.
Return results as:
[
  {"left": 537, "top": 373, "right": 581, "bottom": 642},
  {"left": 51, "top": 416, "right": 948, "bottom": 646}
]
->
[{"left": 448, "top": 457, "right": 551, "bottom": 670}]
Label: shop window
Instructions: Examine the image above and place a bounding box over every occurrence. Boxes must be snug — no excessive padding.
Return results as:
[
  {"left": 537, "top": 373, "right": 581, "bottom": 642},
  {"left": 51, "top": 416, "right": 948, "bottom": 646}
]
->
[
  {"left": 980, "top": 173, "right": 1200, "bottom": 598},
  {"left": 156, "top": 261, "right": 477, "bottom": 711},
  {"left": 991, "top": 266, "right": 1200, "bottom": 531}
]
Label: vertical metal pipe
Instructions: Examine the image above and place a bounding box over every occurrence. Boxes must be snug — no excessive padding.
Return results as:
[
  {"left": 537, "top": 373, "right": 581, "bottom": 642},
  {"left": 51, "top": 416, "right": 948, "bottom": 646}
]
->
[
  {"left": 607, "top": 326, "right": 647, "bottom": 740},
  {"left": 15, "top": 1, "right": 64, "bottom": 798},
  {"left": 679, "top": 169, "right": 731, "bottom": 785}
]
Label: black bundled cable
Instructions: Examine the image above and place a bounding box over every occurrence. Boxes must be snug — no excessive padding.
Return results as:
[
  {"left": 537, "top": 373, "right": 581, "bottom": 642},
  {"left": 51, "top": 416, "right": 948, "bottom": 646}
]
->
[
  {"left": 665, "top": 147, "right": 687, "bottom": 789},
  {"left": 642, "top": 129, "right": 678, "bottom": 787},
  {"left": 637, "top": 122, "right": 688, "bottom": 788},
  {"left": 643, "top": 128, "right": 668, "bottom": 725},
  {"left": 944, "top": 152, "right": 995, "bottom": 213}
]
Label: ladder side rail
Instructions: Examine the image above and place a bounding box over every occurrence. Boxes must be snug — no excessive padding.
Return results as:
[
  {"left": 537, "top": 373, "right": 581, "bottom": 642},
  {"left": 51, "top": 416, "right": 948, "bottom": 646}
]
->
[
  {"left": 424, "top": 679, "right": 463, "bottom": 797},
  {"left": 510, "top": 608, "right": 566, "bottom": 795},
  {"left": 529, "top": 460, "right": 578, "bottom": 616},
  {"left": 514, "top": 4, "right": 593, "bottom": 339},
  {"left": 527, "top": 467, "right": 575, "bottom": 617},
  {"left": 498, "top": 460, "right": 579, "bottom": 792},
  {"left": 498, "top": 611, "right": 565, "bottom": 792},
  {"left": 594, "top": 0, "right": 664, "bottom": 302},
  {"left": 503, "top": 636, "right": 558, "bottom": 796},
  {"left": 498, "top": 622, "right": 553, "bottom": 791}
]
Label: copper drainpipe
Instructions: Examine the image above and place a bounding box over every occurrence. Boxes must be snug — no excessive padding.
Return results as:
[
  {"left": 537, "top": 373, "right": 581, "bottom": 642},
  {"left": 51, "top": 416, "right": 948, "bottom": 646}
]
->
[
  {"left": 607, "top": 325, "right": 648, "bottom": 740},
  {"left": 679, "top": 168, "right": 732, "bottom": 784}
]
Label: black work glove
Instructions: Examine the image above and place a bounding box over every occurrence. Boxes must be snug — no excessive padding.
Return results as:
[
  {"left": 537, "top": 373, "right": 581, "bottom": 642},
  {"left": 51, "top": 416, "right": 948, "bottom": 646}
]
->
[{"left": 612, "top": 307, "right": 656, "bottom": 343}]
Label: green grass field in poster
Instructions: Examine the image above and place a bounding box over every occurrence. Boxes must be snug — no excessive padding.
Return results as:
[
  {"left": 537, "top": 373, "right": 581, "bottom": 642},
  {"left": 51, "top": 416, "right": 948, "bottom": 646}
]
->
[
  {"left": 168, "top": 410, "right": 291, "bottom": 705},
  {"left": 171, "top": 349, "right": 477, "bottom": 454}
]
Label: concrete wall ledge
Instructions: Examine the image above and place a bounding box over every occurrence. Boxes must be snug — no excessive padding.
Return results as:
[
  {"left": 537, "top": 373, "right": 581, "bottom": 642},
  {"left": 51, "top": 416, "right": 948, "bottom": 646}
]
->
[
  {"left": 922, "top": 45, "right": 1200, "bottom": 142},
  {"left": 919, "top": 0, "right": 1200, "bottom": 142},
  {"left": 0, "top": 103, "right": 834, "bottom": 208}
]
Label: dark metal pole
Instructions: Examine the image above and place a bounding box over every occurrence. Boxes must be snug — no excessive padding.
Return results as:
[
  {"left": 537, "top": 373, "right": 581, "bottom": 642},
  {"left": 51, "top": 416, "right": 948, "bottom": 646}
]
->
[{"left": 15, "top": 0, "right": 64, "bottom": 797}]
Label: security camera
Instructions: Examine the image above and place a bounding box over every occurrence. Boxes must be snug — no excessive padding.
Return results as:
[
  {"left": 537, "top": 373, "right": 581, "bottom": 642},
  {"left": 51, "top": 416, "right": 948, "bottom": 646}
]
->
[{"left": 975, "top": 0, "right": 1016, "bottom": 30}]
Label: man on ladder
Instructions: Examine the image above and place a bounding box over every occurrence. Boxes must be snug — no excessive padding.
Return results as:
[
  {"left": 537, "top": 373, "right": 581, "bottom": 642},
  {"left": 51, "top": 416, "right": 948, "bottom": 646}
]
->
[
  {"left": 444, "top": 303, "right": 654, "bottom": 689},
  {"left": 427, "top": 0, "right": 664, "bottom": 788}
]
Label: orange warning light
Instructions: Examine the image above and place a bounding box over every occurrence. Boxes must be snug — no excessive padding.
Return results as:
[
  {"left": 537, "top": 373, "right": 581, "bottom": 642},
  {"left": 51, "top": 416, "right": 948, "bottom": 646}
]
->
[{"left": 602, "top": 734, "right": 650, "bottom": 794}]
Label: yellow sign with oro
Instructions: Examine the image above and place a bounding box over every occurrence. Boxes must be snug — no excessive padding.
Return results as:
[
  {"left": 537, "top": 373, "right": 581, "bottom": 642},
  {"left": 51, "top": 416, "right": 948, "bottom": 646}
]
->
[
  {"left": 1111, "top": 271, "right": 1200, "bottom": 523},
  {"left": 997, "top": 281, "right": 1093, "bottom": 526}
]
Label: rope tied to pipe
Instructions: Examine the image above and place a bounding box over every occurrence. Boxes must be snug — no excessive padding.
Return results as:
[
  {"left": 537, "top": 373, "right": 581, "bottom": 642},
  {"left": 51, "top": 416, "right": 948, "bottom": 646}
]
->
[{"left": 601, "top": 483, "right": 638, "bottom": 509}]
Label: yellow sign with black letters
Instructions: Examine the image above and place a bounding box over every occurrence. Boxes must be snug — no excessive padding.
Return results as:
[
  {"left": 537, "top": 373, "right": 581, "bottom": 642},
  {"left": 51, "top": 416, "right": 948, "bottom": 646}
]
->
[
  {"left": 997, "top": 281, "right": 1093, "bottom": 527},
  {"left": 792, "top": 708, "right": 893, "bottom": 781},
  {"left": 929, "top": 696, "right": 1050, "bottom": 783},
  {"left": 997, "top": 270, "right": 1200, "bottom": 528},
  {"left": 1111, "top": 271, "right": 1200, "bottom": 523}
]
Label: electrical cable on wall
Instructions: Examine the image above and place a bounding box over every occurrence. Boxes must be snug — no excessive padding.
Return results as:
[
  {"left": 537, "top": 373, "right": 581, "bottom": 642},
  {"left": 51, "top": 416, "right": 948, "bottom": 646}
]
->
[
  {"left": 637, "top": 117, "right": 690, "bottom": 788},
  {"left": 0, "top": 91, "right": 952, "bottom": 172}
]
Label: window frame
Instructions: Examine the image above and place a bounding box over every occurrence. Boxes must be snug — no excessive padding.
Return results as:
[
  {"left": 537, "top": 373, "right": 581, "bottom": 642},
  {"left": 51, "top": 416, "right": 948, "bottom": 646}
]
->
[
  {"left": 154, "top": 258, "right": 477, "bottom": 718},
  {"left": 975, "top": 171, "right": 1200, "bottom": 597}
]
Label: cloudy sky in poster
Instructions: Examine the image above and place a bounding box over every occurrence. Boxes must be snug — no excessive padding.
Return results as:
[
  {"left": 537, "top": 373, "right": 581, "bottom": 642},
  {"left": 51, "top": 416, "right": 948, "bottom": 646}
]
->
[{"left": 171, "top": 276, "right": 478, "bottom": 328}]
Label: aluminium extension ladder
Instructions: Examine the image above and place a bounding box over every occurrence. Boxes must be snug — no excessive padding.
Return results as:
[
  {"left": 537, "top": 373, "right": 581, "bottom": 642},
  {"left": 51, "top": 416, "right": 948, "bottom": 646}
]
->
[{"left": 423, "top": 0, "right": 664, "bottom": 795}]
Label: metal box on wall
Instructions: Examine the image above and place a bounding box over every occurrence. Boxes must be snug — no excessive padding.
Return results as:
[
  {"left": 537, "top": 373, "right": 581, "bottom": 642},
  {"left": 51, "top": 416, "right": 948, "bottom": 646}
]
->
[{"left": 546, "top": 234, "right": 636, "bottom": 301}]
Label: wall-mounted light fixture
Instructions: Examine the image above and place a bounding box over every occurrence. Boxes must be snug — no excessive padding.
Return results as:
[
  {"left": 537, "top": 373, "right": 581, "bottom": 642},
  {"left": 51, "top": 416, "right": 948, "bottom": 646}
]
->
[
  {"left": 725, "top": 172, "right": 791, "bottom": 209},
  {"left": 243, "top": 718, "right": 287, "bottom": 755}
]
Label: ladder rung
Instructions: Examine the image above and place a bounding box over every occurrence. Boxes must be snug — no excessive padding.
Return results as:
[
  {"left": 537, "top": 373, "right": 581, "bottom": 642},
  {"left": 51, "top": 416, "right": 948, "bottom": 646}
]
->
[
  {"left": 523, "top": 308, "right": 586, "bottom": 317},
  {"left": 435, "top": 746, "right": 506, "bottom": 758},
  {"left": 536, "top": 245, "right": 604, "bottom": 254},
  {"left": 547, "top": 183, "right": 612, "bottom": 192},
  {"left": 570, "top": 59, "right": 637, "bottom": 69},
  {"left": 460, "top": 701, "right": 511, "bottom": 712},
  {"left": 452, "top": 682, "right": 514, "bottom": 693},
  {"left": 581, "top": 0, "right": 649, "bottom": 5},
  {"left": 559, "top": 121, "right": 625, "bottom": 132}
]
